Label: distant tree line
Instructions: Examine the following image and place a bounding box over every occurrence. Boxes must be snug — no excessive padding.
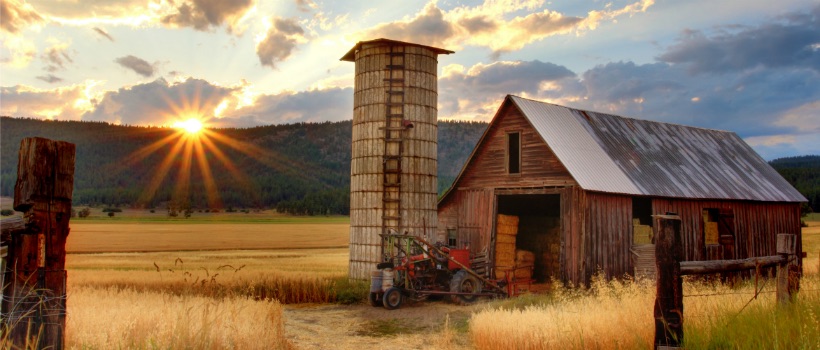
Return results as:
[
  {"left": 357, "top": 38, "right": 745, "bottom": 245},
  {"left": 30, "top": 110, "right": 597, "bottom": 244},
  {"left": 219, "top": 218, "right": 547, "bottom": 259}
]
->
[
  {"left": 770, "top": 155, "right": 820, "bottom": 214},
  {"left": 0, "top": 117, "right": 488, "bottom": 215}
]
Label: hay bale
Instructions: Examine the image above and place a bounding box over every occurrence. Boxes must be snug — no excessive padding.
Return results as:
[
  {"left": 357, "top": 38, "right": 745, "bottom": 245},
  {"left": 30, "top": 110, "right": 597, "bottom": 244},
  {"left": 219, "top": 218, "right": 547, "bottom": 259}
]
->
[
  {"left": 496, "top": 234, "right": 516, "bottom": 244},
  {"left": 515, "top": 249, "right": 535, "bottom": 265},
  {"left": 495, "top": 242, "right": 516, "bottom": 266},
  {"left": 496, "top": 223, "right": 518, "bottom": 235},
  {"left": 497, "top": 214, "right": 519, "bottom": 226},
  {"left": 513, "top": 266, "right": 533, "bottom": 280},
  {"left": 494, "top": 266, "right": 514, "bottom": 279},
  {"left": 633, "top": 225, "right": 653, "bottom": 245}
]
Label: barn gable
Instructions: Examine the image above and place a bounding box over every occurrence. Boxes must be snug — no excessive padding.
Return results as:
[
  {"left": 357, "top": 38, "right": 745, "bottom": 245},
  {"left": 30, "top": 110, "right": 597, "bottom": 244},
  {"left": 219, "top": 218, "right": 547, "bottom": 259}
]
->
[{"left": 439, "top": 97, "right": 575, "bottom": 207}]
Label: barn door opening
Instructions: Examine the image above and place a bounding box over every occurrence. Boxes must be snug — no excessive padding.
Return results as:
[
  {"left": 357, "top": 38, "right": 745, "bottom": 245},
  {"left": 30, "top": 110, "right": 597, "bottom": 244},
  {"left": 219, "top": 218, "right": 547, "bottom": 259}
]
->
[
  {"left": 496, "top": 194, "right": 561, "bottom": 283},
  {"left": 703, "top": 208, "right": 735, "bottom": 260}
]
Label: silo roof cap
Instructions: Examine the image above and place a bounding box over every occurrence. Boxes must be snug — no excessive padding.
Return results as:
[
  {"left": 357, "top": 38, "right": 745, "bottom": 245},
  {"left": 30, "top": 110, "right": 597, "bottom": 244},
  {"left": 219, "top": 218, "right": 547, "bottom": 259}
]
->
[{"left": 340, "top": 38, "right": 454, "bottom": 61}]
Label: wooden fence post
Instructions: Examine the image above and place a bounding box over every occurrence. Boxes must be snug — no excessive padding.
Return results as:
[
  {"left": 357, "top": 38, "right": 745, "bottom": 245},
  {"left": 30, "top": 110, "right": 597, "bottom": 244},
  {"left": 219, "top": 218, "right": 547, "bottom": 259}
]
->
[
  {"left": 776, "top": 234, "right": 796, "bottom": 306},
  {"left": 654, "top": 214, "right": 683, "bottom": 349},
  {"left": 2, "top": 137, "right": 75, "bottom": 349}
]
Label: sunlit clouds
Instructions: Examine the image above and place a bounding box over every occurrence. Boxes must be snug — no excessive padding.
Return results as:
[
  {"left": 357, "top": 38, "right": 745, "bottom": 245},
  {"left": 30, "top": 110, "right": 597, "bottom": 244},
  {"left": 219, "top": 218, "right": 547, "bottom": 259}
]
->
[
  {"left": 1, "top": 0, "right": 818, "bottom": 159},
  {"left": 355, "top": 0, "right": 655, "bottom": 55}
]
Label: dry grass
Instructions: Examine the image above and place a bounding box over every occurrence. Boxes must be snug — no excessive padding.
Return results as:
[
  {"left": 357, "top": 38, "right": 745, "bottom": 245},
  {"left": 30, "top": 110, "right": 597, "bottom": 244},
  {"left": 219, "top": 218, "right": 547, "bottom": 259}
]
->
[
  {"left": 66, "top": 286, "right": 292, "bottom": 350},
  {"left": 67, "top": 248, "right": 354, "bottom": 304},
  {"left": 470, "top": 274, "right": 820, "bottom": 350},
  {"left": 470, "top": 223, "right": 820, "bottom": 350}
]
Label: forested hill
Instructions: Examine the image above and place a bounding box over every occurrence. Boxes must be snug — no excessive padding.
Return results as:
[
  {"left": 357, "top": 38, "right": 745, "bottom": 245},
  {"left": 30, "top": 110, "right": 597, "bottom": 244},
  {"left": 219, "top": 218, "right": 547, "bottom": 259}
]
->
[
  {"left": 770, "top": 155, "right": 820, "bottom": 212},
  {"left": 0, "top": 117, "right": 487, "bottom": 214}
]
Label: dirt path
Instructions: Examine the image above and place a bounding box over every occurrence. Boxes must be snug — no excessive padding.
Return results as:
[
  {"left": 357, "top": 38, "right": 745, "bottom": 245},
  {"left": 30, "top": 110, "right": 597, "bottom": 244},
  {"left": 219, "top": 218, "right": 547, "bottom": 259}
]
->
[{"left": 283, "top": 299, "right": 481, "bottom": 350}]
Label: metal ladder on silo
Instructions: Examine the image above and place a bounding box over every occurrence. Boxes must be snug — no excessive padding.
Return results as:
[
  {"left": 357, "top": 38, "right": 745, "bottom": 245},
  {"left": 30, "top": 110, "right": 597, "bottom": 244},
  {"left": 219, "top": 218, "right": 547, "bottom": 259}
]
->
[{"left": 381, "top": 45, "right": 405, "bottom": 244}]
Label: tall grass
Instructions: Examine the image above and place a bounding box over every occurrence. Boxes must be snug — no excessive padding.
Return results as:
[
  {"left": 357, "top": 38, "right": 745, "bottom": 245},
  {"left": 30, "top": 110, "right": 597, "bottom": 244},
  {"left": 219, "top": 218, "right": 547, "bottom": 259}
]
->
[
  {"left": 66, "top": 249, "right": 366, "bottom": 304},
  {"left": 66, "top": 286, "right": 292, "bottom": 349},
  {"left": 470, "top": 273, "right": 820, "bottom": 349}
]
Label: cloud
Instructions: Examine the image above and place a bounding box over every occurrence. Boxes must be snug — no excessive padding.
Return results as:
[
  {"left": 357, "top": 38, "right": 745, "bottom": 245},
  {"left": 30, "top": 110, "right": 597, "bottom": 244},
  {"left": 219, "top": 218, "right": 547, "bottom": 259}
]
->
[
  {"left": 255, "top": 17, "right": 306, "bottom": 69},
  {"left": 658, "top": 4, "right": 820, "bottom": 74},
  {"left": 295, "top": 0, "right": 317, "bottom": 13},
  {"left": 41, "top": 41, "right": 73, "bottom": 72},
  {"left": 1, "top": 36, "right": 37, "bottom": 68},
  {"left": 161, "top": 0, "right": 255, "bottom": 33},
  {"left": 360, "top": 3, "right": 455, "bottom": 47},
  {"left": 83, "top": 78, "right": 237, "bottom": 125},
  {"left": 93, "top": 27, "right": 115, "bottom": 41},
  {"left": 115, "top": 55, "right": 156, "bottom": 77},
  {"left": 0, "top": 83, "right": 90, "bottom": 120},
  {"left": 355, "top": 0, "right": 653, "bottom": 56},
  {"left": 439, "top": 60, "right": 576, "bottom": 119},
  {"left": 223, "top": 87, "right": 353, "bottom": 125},
  {"left": 36, "top": 74, "right": 63, "bottom": 83},
  {"left": 0, "top": 0, "right": 44, "bottom": 34}
]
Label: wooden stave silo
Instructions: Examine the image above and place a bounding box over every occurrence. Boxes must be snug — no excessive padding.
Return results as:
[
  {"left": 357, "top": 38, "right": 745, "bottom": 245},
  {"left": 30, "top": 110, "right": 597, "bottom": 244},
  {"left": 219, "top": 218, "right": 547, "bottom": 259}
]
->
[{"left": 343, "top": 39, "right": 453, "bottom": 279}]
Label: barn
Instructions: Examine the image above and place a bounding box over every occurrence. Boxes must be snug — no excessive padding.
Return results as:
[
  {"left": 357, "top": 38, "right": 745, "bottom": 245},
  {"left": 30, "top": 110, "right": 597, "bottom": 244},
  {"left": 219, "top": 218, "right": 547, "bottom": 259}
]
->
[{"left": 436, "top": 95, "right": 807, "bottom": 286}]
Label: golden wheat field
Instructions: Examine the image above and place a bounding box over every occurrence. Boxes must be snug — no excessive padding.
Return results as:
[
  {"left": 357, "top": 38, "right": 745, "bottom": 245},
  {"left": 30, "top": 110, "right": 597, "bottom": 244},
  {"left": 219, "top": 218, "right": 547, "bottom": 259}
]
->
[
  {"left": 67, "top": 221, "right": 348, "bottom": 252},
  {"left": 40, "top": 216, "right": 820, "bottom": 348}
]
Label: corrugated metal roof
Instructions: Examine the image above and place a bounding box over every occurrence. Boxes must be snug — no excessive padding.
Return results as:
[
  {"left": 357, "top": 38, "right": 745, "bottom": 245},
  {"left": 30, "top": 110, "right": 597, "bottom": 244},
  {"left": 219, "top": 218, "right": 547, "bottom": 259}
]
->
[
  {"left": 510, "top": 95, "right": 806, "bottom": 202},
  {"left": 511, "top": 96, "right": 641, "bottom": 195}
]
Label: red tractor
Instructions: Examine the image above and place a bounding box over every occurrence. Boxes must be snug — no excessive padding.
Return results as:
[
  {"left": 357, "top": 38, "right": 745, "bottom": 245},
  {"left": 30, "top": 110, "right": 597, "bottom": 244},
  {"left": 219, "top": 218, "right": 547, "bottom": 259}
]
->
[{"left": 368, "top": 233, "right": 508, "bottom": 309}]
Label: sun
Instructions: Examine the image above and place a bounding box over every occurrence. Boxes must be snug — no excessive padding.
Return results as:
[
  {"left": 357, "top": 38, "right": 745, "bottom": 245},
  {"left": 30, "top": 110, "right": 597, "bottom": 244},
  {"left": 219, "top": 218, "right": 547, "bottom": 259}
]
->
[{"left": 174, "top": 118, "right": 204, "bottom": 134}]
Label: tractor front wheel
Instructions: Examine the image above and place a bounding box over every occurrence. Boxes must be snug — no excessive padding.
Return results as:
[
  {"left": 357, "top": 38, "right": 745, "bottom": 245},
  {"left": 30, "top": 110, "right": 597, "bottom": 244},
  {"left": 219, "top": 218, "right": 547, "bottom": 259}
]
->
[
  {"left": 382, "top": 287, "right": 403, "bottom": 310},
  {"left": 450, "top": 270, "right": 482, "bottom": 305}
]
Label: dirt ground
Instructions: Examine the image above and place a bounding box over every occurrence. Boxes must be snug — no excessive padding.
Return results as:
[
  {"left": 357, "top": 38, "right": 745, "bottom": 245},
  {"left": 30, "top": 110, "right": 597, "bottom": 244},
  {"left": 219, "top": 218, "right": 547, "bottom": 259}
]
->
[{"left": 283, "top": 298, "right": 482, "bottom": 350}]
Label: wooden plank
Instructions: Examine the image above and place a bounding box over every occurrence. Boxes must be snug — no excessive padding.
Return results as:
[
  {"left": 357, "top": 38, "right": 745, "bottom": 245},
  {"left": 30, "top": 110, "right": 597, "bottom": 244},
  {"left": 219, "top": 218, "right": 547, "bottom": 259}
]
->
[{"left": 680, "top": 255, "right": 785, "bottom": 275}]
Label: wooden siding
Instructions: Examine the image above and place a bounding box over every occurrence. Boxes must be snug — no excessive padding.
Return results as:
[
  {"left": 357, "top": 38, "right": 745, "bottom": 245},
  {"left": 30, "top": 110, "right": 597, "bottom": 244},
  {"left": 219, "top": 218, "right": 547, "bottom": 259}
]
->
[
  {"left": 457, "top": 103, "right": 576, "bottom": 189},
  {"left": 436, "top": 188, "right": 494, "bottom": 255},
  {"left": 581, "top": 192, "right": 633, "bottom": 283},
  {"left": 652, "top": 199, "right": 802, "bottom": 265}
]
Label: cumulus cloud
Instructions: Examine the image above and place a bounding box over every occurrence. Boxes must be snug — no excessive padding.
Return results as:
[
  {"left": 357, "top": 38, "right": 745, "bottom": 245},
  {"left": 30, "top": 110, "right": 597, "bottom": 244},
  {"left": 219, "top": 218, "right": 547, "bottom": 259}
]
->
[
  {"left": 255, "top": 17, "right": 306, "bottom": 69},
  {"left": 161, "top": 0, "right": 255, "bottom": 33},
  {"left": 83, "top": 78, "right": 237, "bottom": 125},
  {"left": 0, "top": 83, "right": 91, "bottom": 120},
  {"left": 93, "top": 27, "right": 115, "bottom": 41},
  {"left": 0, "top": 0, "right": 44, "bottom": 34},
  {"left": 115, "top": 55, "right": 156, "bottom": 77},
  {"left": 439, "top": 60, "right": 576, "bottom": 119},
  {"left": 223, "top": 87, "right": 353, "bottom": 125},
  {"left": 356, "top": 0, "right": 653, "bottom": 56},
  {"left": 658, "top": 5, "right": 820, "bottom": 74},
  {"left": 360, "top": 3, "right": 455, "bottom": 47}
]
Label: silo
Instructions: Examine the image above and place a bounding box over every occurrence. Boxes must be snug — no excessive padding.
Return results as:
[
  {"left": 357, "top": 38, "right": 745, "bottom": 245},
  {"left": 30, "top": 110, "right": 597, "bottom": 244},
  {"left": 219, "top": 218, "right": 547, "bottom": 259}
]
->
[{"left": 341, "top": 39, "right": 454, "bottom": 279}]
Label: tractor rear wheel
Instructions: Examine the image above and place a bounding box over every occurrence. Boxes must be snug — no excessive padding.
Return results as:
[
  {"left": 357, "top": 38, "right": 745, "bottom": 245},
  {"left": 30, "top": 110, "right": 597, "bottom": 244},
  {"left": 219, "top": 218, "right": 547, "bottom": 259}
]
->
[
  {"left": 450, "top": 270, "right": 482, "bottom": 305},
  {"left": 382, "top": 287, "right": 403, "bottom": 310}
]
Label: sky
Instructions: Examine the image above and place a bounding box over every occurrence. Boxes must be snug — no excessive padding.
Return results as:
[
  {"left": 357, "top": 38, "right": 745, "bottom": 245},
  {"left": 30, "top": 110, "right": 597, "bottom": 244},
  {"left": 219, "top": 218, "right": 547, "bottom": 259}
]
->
[{"left": 1, "top": 0, "right": 818, "bottom": 160}]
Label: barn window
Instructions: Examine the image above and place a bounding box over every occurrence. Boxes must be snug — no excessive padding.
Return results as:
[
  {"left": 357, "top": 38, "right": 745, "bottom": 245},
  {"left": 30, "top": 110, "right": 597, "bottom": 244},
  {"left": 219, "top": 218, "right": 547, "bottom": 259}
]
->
[
  {"left": 447, "top": 228, "right": 457, "bottom": 247},
  {"left": 507, "top": 132, "right": 521, "bottom": 174}
]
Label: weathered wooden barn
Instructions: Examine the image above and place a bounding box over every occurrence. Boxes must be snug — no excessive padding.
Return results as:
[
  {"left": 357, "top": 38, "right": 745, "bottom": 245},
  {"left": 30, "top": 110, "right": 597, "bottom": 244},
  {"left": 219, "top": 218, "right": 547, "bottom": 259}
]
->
[{"left": 437, "top": 95, "right": 806, "bottom": 285}]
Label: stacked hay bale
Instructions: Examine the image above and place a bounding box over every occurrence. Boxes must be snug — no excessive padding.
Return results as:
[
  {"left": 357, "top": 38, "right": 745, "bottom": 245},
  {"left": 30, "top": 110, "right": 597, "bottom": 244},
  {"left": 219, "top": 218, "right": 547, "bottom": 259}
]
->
[
  {"left": 494, "top": 214, "right": 518, "bottom": 279},
  {"left": 513, "top": 249, "right": 535, "bottom": 280}
]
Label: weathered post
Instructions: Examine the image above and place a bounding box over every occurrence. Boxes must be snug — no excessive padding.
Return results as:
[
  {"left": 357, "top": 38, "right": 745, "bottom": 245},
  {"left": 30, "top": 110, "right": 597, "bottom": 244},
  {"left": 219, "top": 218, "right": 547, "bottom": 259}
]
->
[
  {"left": 3, "top": 137, "right": 75, "bottom": 349},
  {"left": 654, "top": 214, "right": 683, "bottom": 349},
  {"left": 776, "top": 234, "right": 796, "bottom": 305}
]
